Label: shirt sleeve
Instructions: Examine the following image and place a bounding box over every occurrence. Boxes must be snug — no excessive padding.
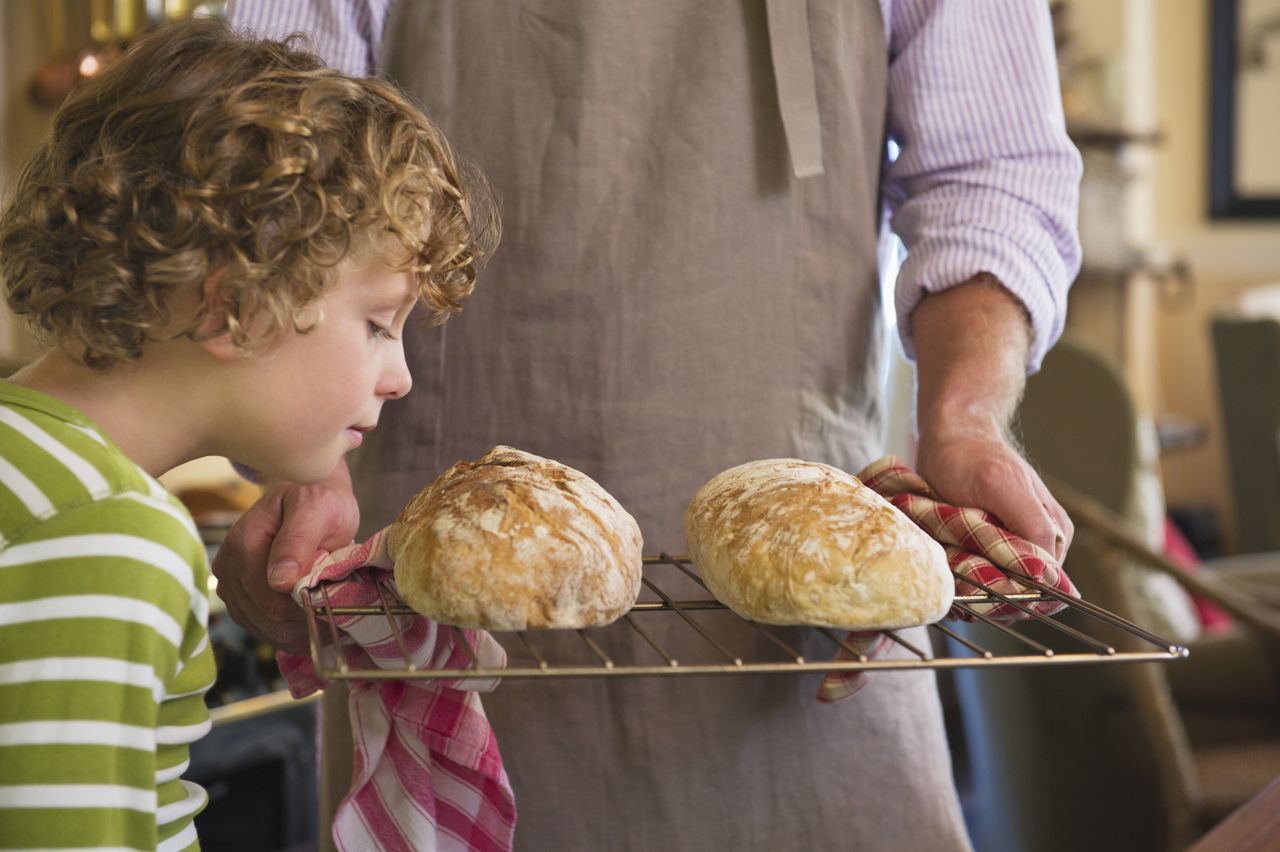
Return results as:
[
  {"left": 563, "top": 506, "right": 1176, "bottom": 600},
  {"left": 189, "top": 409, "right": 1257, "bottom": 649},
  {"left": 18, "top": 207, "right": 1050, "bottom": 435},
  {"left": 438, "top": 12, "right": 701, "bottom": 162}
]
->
[
  {"left": 0, "top": 498, "right": 211, "bottom": 851},
  {"left": 883, "top": 0, "right": 1083, "bottom": 372},
  {"left": 226, "top": 0, "right": 394, "bottom": 76}
]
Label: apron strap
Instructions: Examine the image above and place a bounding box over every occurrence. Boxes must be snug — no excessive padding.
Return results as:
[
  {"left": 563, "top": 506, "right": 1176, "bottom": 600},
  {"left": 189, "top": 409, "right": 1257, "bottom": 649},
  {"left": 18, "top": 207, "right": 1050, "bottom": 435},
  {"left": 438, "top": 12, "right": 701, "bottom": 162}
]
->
[{"left": 765, "top": 0, "right": 824, "bottom": 178}]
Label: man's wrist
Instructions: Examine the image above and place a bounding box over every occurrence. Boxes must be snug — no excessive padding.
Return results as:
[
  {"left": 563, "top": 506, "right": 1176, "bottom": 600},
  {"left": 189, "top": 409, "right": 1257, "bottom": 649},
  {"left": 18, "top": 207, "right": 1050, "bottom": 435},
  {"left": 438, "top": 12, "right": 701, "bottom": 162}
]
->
[
  {"left": 918, "top": 397, "right": 1012, "bottom": 442},
  {"left": 912, "top": 274, "right": 1031, "bottom": 443}
]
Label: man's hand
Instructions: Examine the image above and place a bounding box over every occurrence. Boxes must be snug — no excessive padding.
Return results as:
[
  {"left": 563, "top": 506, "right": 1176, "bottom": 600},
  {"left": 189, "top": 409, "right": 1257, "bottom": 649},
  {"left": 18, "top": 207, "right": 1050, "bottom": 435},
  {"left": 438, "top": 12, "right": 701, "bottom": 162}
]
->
[
  {"left": 211, "top": 460, "right": 360, "bottom": 654},
  {"left": 911, "top": 274, "right": 1073, "bottom": 567},
  {"left": 915, "top": 427, "right": 1072, "bottom": 581}
]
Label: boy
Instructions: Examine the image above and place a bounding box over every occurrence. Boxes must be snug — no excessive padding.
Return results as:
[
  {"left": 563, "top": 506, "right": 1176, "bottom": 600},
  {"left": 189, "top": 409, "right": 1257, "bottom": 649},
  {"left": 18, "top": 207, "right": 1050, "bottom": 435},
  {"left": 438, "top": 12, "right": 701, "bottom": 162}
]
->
[{"left": 0, "top": 18, "right": 495, "bottom": 850}]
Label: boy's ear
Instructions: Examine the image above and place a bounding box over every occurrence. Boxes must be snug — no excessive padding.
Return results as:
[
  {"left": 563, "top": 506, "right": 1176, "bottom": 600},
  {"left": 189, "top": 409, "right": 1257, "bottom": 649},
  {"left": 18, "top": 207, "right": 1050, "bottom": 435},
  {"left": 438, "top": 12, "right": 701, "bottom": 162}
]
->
[{"left": 195, "top": 269, "right": 242, "bottom": 362}]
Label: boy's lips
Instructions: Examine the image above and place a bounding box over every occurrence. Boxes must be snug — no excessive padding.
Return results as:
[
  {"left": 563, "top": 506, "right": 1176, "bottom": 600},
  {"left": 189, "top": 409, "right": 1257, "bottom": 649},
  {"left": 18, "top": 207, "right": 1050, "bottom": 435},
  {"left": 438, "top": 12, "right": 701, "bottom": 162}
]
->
[{"left": 346, "top": 424, "right": 375, "bottom": 447}]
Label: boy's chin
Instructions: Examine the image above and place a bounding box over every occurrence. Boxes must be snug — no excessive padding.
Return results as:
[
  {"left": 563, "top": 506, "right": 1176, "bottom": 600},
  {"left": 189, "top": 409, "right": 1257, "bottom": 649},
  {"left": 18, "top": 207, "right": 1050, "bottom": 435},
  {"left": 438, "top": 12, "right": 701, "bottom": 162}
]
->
[{"left": 258, "top": 456, "right": 343, "bottom": 487}]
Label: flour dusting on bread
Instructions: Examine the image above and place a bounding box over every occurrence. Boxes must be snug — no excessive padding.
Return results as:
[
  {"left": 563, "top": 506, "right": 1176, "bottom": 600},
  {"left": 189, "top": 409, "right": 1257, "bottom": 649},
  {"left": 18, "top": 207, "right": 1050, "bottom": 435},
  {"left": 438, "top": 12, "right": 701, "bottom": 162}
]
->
[
  {"left": 685, "top": 459, "right": 952, "bottom": 630},
  {"left": 391, "top": 446, "right": 643, "bottom": 630}
]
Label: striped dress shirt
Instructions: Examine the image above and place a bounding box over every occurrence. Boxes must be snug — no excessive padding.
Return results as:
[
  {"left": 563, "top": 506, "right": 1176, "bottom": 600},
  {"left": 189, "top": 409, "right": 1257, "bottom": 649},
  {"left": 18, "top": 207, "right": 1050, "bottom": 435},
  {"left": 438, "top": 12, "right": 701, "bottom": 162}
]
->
[
  {"left": 0, "top": 382, "right": 214, "bottom": 851},
  {"left": 228, "top": 0, "right": 1083, "bottom": 370}
]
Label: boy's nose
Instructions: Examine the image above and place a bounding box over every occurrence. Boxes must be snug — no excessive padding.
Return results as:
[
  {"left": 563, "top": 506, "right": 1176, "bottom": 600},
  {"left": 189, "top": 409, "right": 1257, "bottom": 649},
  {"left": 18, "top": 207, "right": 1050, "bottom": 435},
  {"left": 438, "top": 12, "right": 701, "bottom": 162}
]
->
[{"left": 379, "top": 350, "right": 413, "bottom": 400}]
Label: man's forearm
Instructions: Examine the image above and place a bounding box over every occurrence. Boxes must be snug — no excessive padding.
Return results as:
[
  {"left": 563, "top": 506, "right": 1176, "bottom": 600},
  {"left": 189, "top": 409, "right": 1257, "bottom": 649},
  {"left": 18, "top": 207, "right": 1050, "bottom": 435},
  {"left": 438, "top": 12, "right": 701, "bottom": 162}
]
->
[{"left": 911, "top": 272, "right": 1032, "bottom": 442}]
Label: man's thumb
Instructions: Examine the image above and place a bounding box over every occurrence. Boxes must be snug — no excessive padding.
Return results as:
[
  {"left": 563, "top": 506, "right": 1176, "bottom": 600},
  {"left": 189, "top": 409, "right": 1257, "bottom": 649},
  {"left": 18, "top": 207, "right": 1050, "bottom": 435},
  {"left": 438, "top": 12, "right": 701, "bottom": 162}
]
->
[
  {"left": 266, "top": 558, "right": 305, "bottom": 592},
  {"left": 266, "top": 527, "right": 322, "bottom": 592}
]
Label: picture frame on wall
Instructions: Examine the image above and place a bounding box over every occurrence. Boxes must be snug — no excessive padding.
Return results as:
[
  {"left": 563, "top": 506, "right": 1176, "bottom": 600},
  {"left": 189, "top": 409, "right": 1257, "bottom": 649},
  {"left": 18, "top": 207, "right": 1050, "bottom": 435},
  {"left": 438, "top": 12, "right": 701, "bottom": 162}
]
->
[{"left": 1210, "top": 0, "right": 1280, "bottom": 218}]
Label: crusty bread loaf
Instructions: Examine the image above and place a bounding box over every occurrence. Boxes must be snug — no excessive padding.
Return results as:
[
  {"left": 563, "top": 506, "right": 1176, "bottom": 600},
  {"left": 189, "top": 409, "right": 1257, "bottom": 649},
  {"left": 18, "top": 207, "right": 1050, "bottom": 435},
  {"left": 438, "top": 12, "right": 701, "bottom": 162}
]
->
[
  {"left": 684, "top": 459, "right": 953, "bottom": 630},
  {"left": 389, "top": 446, "right": 643, "bottom": 630}
]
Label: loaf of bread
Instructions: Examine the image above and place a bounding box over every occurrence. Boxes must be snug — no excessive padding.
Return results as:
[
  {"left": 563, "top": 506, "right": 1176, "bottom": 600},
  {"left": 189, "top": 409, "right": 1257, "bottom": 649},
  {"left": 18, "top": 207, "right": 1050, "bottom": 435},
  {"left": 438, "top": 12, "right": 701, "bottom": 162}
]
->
[
  {"left": 684, "top": 459, "right": 953, "bottom": 630},
  {"left": 389, "top": 446, "right": 644, "bottom": 630}
]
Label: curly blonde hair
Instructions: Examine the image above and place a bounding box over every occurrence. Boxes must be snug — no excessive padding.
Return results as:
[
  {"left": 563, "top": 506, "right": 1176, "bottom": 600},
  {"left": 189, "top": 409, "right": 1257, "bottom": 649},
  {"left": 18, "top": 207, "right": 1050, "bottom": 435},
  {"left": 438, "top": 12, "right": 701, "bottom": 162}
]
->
[{"left": 0, "top": 17, "right": 498, "bottom": 369}]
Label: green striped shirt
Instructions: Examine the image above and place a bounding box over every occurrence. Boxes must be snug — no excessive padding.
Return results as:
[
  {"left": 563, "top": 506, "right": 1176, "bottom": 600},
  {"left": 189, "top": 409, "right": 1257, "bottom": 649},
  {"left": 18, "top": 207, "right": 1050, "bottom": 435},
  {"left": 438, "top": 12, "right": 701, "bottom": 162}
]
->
[{"left": 0, "top": 381, "right": 213, "bottom": 851}]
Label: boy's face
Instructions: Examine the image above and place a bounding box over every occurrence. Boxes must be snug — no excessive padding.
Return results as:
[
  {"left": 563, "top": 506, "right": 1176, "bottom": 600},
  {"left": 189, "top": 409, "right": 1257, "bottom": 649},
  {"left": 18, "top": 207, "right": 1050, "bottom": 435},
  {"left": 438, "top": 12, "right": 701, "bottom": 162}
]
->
[{"left": 230, "top": 256, "right": 416, "bottom": 484}]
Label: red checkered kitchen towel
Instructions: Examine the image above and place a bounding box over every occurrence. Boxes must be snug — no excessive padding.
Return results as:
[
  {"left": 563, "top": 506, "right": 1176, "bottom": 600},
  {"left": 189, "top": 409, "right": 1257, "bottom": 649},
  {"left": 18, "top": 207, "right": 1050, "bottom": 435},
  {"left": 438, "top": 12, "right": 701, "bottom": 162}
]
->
[
  {"left": 817, "top": 456, "right": 1080, "bottom": 703},
  {"left": 276, "top": 527, "right": 517, "bottom": 851}
]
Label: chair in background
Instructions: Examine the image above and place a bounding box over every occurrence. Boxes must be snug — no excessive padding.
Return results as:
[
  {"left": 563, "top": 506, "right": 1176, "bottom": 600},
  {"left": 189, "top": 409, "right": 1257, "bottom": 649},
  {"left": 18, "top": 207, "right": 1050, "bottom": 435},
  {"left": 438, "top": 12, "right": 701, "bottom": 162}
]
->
[
  {"left": 1210, "top": 316, "right": 1280, "bottom": 554},
  {"left": 950, "top": 340, "right": 1280, "bottom": 852}
]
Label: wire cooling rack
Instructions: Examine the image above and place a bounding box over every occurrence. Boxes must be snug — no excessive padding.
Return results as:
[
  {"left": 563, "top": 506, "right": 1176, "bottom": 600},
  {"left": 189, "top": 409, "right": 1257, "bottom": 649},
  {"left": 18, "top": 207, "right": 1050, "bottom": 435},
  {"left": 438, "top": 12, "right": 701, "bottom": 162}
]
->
[{"left": 301, "top": 553, "right": 1188, "bottom": 681}]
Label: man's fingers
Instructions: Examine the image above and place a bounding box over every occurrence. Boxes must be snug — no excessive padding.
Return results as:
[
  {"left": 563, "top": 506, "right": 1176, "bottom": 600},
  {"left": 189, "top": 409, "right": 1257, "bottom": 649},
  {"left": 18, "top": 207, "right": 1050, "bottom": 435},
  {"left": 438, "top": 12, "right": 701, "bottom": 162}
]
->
[
  {"left": 916, "top": 433, "right": 1074, "bottom": 592},
  {"left": 210, "top": 462, "right": 359, "bottom": 652},
  {"left": 266, "top": 558, "right": 306, "bottom": 592},
  {"left": 1005, "top": 511, "right": 1061, "bottom": 574},
  {"left": 210, "top": 495, "right": 310, "bottom": 649},
  {"left": 264, "top": 506, "right": 349, "bottom": 591},
  {"left": 1045, "top": 495, "right": 1074, "bottom": 558},
  {"left": 217, "top": 574, "right": 309, "bottom": 653},
  {"left": 264, "top": 474, "right": 360, "bottom": 592},
  {"left": 974, "top": 454, "right": 1073, "bottom": 568},
  {"left": 265, "top": 520, "right": 326, "bottom": 589},
  {"left": 269, "top": 625, "right": 311, "bottom": 656},
  {"left": 1028, "top": 475, "right": 1073, "bottom": 564}
]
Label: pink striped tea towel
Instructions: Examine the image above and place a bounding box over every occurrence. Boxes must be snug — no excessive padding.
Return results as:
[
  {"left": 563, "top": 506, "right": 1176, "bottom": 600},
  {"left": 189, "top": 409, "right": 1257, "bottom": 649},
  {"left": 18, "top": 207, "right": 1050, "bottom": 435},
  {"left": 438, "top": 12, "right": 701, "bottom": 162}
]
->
[{"left": 277, "top": 528, "right": 517, "bottom": 851}]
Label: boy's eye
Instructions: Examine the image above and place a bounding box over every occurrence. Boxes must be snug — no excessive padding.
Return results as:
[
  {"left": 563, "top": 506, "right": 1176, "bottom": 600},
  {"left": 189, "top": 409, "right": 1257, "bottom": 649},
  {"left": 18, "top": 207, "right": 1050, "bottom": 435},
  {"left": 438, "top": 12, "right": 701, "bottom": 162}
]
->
[{"left": 368, "top": 321, "right": 398, "bottom": 341}]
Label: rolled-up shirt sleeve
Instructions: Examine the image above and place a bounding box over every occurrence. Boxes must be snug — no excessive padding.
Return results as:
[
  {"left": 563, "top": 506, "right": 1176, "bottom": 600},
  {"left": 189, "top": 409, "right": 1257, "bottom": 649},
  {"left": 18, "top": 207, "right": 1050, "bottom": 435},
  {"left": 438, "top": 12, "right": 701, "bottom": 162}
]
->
[
  {"left": 884, "top": 0, "right": 1083, "bottom": 373},
  {"left": 226, "top": 0, "right": 392, "bottom": 76}
]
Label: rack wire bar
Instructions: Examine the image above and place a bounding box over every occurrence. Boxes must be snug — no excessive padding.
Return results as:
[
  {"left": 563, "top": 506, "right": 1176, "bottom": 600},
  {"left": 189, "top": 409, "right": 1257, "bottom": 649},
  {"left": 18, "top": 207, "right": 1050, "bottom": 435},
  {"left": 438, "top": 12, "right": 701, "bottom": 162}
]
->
[
  {"left": 578, "top": 630, "right": 616, "bottom": 669},
  {"left": 930, "top": 621, "right": 994, "bottom": 659},
  {"left": 303, "top": 555, "right": 1189, "bottom": 681},
  {"left": 818, "top": 628, "right": 870, "bottom": 663},
  {"left": 622, "top": 614, "right": 679, "bottom": 667},
  {"left": 515, "top": 631, "right": 550, "bottom": 670},
  {"left": 883, "top": 630, "right": 931, "bottom": 660},
  {"left": 316, "top": 583, "right": 348, "bottom": 675},
  {"left": 452, "top": 625, "right": 483, "bottom": 670},
  {"left": 952, "top": 569, "right": 1114, "bottom": 654},
  {"left": 374, "top": 577, "right": 415, "bottom": 669},
  {"left": 639, "top": 574, "right": 742, "bottom": 665},
  {"left": 745, "top": 621, "right": 806, "bottom": 664},
  {"left": 952, "top": 600, "right": 1057, "bottom": 656},
  {"left": 1001, "top": 564, "right": 1179, "bottom": 652}
]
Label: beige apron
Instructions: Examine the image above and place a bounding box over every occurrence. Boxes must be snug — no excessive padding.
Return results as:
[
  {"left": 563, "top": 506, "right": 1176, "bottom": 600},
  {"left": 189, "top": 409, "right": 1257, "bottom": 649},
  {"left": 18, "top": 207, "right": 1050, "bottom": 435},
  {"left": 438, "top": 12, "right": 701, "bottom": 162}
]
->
[{"left": 328, "top": 2, "right": 972, "bottom": 848}]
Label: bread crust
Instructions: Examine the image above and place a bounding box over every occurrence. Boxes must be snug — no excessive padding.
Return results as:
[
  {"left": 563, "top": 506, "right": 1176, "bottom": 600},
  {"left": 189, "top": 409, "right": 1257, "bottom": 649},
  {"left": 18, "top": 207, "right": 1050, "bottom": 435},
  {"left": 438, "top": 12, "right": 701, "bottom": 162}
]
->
[
  {"left": 684, "top": 459, "right": 953, "bottom": 630},
  {"left": 389, "top": 446, "right": 643, "bottom": 630}
]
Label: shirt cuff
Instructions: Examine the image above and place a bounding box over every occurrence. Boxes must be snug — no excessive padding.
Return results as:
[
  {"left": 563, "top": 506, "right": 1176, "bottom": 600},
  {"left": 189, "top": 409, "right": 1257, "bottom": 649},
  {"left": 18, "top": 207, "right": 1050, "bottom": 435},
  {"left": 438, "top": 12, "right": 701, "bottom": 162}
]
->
[{"left": 894, "top": 227, "right": 1071, "bottom": 373}]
